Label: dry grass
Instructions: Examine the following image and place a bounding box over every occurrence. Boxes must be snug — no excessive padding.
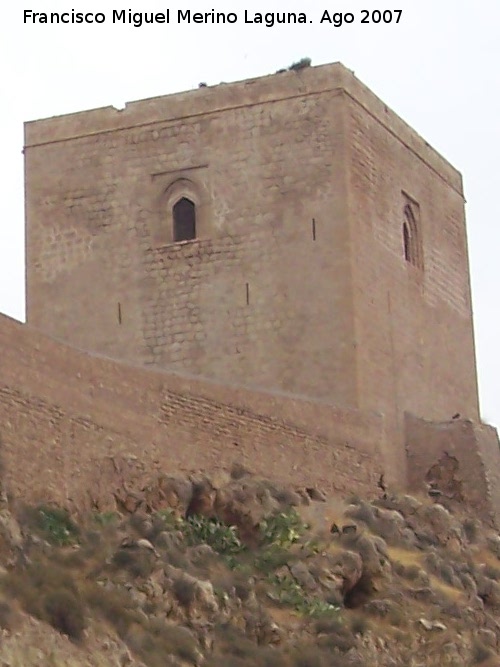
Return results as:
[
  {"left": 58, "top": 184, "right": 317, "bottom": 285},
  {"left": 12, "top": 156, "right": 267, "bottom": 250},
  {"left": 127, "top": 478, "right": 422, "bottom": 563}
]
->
[
  {"left": 2, "top": 561, "right": 87, "bottom": 641},
  {"left": 427, "top": 575, "right": 465, "bottom": 603},
  {"left": 386, "top": 546, "right": 423, "bottom": 568},
  {"left": 0, "top": 616, "right": 131, "bottom": 667},
  {"left": 471, "top": 547, "right": 500, "bottom": 570}
]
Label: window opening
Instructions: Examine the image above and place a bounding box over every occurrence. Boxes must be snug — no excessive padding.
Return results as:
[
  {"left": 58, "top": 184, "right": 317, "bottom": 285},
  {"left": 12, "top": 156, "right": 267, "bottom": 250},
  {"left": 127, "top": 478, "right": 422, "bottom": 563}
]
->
[
  {"left": 173, "top": 197, "right": 196, "bottom": 242},
  {"left": 403, "top": 220, "right": 411, "bottom": 262},
  {"left": 402, "top": 203, "right": 421, "bottom": 268}
]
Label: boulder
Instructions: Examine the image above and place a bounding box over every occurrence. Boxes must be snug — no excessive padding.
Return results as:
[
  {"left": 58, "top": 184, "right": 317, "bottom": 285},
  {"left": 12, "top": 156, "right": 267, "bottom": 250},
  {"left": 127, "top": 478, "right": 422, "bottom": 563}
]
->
[
  {"left": 289, "top": 561, "right": 318, "bottom": 592},
  {"left": 212, "top": 478, "right": 280, "bottom": 546},
  {"left": 186, "top": 478, "right": 217, "bottom": 519},
  {"left": 143, "top": 475, "right": 194, "bottom": 516},
  {"left": 169, "top": 570, "right": 219, "bottom": 618},
  {"left": 309, "top": 550, "right": 363, "bottom": 599},
  {"left": 0, "top": 509, "right": 23, "bottom": 550}
]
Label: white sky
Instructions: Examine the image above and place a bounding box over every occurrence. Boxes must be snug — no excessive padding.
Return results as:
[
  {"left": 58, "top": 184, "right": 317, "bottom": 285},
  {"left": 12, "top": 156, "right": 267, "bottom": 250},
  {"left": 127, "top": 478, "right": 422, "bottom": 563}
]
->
[{"left": 1, "top": 0, "right": 499, "bottom": 427}]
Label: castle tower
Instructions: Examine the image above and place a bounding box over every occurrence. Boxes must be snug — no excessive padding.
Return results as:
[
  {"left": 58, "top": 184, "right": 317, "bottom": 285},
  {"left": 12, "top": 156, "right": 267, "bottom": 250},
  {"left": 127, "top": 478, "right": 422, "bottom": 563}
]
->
[{"left": 24, "top": 63, "right": 480, "bottom": 482}]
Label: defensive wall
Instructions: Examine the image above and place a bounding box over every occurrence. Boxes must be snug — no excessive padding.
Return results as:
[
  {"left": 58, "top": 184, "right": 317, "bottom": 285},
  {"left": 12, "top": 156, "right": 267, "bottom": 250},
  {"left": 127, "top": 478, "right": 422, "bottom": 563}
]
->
[
  {"left": 0, "top": 312, "right": 384, "bottom": 512},
  {"left": 406, "top": 415, "right": 500, "bottom": 526},
  {"left": 1, "top": 311, "right": 499, "bottom": 525}
]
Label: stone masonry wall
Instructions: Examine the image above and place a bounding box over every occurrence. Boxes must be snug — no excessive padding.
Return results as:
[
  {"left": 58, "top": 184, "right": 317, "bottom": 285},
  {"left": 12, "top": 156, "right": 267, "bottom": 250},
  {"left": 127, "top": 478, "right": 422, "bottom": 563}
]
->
[
  {"left": 345, "top": 79, "right": 480, "bottom": 485},
  {"left": 405, "top": 413, "right": 500, "bottom": 527},
  {"left": 0, "top": 314, "right": 383, "bottom": 512},
  {"left": 25, "top": 65, "right": 357, "bottom": 407},
  {"left": 24, "top": 62, "right": 480, "bottom": 440}
]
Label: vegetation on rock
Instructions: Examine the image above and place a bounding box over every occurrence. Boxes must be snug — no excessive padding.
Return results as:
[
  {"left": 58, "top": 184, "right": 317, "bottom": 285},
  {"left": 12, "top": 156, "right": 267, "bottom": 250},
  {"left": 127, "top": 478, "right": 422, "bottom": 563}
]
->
[{"left": 0, "top": 469, "right": 499, "bottom": 665}]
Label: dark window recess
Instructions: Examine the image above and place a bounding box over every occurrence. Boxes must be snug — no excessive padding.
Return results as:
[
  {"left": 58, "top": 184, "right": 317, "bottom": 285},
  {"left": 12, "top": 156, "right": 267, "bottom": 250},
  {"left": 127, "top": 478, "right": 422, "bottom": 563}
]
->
[
  {"left": 312, "top": 218, "right": 316, "bottom": 241},
  {"left": 403, "top": 221, "right": 411, "bottom": 262},
  {"left": 402, "top": 204, "right": 421, "bottom": 268},
  {"left": 246, "top": 282, "right": 250, "bottom": 305},
  {"left": 117, "top": 302, "right": 122, "bottom": 325},
  {"left": 173, "top": 197, "right": 196, "bottom": 242}
]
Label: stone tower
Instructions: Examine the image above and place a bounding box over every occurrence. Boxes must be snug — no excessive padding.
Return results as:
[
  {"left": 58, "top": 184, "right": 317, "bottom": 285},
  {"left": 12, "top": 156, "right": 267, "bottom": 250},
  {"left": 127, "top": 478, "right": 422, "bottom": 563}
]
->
[{"left": 25, "top": 62, "right": 480, "bottom": 481}]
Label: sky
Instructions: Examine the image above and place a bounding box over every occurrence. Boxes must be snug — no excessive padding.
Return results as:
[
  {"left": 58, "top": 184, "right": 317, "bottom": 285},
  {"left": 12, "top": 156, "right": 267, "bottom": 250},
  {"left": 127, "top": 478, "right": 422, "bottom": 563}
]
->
[{"left": 1, "top": 0, "right": 499, "bottom": 427}]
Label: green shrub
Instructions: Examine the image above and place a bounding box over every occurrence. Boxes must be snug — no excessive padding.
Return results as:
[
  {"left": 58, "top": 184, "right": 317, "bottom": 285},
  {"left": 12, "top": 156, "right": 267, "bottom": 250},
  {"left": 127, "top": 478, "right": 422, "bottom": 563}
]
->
[
  {"left": 183, "top": 515, "right": 244, "bottom": 555},
  {"left": 260, "top": 510, "right": 306, "bottom": 547},
  {"left": 92, "top": 511, "right": 119, "bottom": 527},
  {"left": 156, "top": 508, "right": 183, "bottom": 528},
  {"left": 254, "top": 546, "right": 291, "bottom": 573},
  {"left": 268, "top": 574, "right": 340, "bottom": 618},
  {"left": 288, "top": 57, "right": 312, "bottom": 71},
  {"left": 26, "top": 505, "right": 80, "bottom": 546}
]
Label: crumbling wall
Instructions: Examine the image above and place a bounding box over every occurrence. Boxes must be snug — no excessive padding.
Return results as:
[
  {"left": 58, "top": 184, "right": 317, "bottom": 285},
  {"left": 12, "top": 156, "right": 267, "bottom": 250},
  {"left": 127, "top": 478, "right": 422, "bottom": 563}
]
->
[{"left": 405, "top": 412, "right": 500, "bottom": 526}]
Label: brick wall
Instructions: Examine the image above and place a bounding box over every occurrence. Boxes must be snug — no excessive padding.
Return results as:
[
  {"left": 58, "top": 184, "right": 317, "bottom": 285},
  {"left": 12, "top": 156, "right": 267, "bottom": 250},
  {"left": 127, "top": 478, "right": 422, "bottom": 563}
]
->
[
  {"left": 405, "top": 413, "right": 500, "bottom": 527},
  {"left": 0, "top": 314, "right": 383, "bottom": 511}
]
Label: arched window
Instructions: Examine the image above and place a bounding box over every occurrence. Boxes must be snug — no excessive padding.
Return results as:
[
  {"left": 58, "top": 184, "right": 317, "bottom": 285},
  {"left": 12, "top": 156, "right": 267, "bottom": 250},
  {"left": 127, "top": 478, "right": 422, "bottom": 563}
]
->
[
  {"left": 403, "top": 219, "right": 411, "bottom": 263},
  {"left": 402, "top": 203, "right": 422, "bottom": 268},
  {"left": 173, "top": 197, "right": 196, "bottom": 242}
]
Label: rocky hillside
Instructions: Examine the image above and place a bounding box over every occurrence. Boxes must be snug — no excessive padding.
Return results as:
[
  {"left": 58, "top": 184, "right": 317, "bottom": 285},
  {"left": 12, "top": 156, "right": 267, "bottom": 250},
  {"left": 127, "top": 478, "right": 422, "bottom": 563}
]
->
[{"left": 1, "top": 465, "right": 500, "bottom": 666}]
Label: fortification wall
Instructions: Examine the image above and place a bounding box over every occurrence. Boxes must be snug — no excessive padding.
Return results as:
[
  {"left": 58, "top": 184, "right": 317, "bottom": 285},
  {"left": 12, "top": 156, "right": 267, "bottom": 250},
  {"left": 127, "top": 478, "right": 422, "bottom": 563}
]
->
[
  {"left": 405, "top": 414, "right": 500, "bottom": 527},
  {"left": 0, "top": 314, "right": 384, "bottom": 511}
]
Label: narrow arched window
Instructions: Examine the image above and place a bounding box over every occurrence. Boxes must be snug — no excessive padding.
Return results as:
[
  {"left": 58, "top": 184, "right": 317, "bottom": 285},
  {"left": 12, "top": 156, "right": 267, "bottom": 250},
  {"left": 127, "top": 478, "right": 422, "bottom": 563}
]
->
[
  {"left": 403, "top": 219, "right": 412, "bottom": 263},
  {"left": 173, "top": 197, "right": 196, "bottom": 242},
  {"left": 402, "top": 203, "right": 422, "bottom": 268}
]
